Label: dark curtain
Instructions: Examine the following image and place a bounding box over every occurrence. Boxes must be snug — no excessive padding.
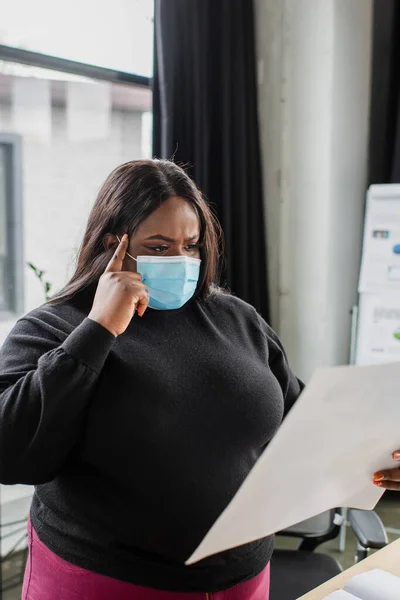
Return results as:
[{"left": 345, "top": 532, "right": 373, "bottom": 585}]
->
[
  {"left": 369, "top": 0, "right": 400, "bottom": 184},
  {"left": 152, "top": 0, "right": 269, "bottom": 319}
]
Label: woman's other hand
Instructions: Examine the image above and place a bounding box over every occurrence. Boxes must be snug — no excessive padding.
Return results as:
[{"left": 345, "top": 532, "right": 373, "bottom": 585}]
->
[
  {"left": 88, "top": 234, "right": 149, "bottom": 337},
  {"left": 374, "top": 450, "right": 400, "bottom": 490}
]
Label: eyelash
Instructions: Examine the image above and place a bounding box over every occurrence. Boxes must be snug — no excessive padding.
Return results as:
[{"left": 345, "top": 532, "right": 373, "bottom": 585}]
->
[{"left": 147, "top": 244, "right": 202, "bottom": 253}]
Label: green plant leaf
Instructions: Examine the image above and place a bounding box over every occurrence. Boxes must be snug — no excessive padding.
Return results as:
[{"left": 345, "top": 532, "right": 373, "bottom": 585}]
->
[
  {"left": 27, "top": 262, "right": 52, "bottom": 301},
  {"left": 27, "top": 262, "right": 38, "bottom": 273}
]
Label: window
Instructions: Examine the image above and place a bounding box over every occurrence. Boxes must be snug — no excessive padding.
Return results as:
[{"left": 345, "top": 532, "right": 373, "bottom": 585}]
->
[
  {"left": 0, "top": 63, "right": 152, "bottom": 322},
  {"left": 0, "top": 1, "right": 153, "bottom": 327},
  {"left": 0, "top": 0, "right": 154, "bottom": 78},
  {"left": 0, "top": 135, "right": 23, "bottom": 315}
]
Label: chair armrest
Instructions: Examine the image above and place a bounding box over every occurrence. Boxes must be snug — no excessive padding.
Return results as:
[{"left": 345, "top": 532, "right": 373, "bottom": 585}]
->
[{"left": 348, "top": 509, "right": 388, "bottom": 549}]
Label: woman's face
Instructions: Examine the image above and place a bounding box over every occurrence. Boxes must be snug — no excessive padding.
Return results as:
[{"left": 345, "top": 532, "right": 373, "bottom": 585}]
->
[{"left": 108, "top": 196, "right": 201, "bottom": 273}]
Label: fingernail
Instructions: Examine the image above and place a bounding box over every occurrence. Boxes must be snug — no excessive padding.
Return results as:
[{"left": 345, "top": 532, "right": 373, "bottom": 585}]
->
[
  {"left": 374, "top": 473, "right": 384, "bottom": 482},
  {"left": 374, "top": 481, "right": 383, "bottom": 487},
  {"left": 393, "top": 452, "right": 400, "bottom": 460}
]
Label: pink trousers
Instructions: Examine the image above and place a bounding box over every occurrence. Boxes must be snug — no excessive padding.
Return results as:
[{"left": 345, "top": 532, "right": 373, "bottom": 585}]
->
[{"left": 22, "top": 520, "right": 270, "bottom": 600}]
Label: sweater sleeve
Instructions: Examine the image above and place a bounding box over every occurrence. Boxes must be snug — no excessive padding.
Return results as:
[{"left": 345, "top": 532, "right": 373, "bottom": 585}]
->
[
  {"left": 257, "top": 314, "right": 304, "bottom": 416},
  {"left": 0, "top": 315, "right": 115, "bottom": 485}
]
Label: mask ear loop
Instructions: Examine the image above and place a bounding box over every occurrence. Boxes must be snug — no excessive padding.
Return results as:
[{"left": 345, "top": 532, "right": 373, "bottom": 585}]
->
[{"left": 116, "top": 235, "right": 137, "bottom": 262}]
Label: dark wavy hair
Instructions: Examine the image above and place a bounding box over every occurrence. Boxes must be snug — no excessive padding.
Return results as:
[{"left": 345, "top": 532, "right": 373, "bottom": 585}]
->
[{"left": 49, "top": 159, "right": 225, "bottom": 306}]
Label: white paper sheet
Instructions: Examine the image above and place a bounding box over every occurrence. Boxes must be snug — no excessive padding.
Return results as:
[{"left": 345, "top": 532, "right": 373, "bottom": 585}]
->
[
  {"left": 187, "top": 362, "right": 400, "bottom": 564},
  {"left": 344, "top": 569, "right": 400, "bottom": 600},
  {"left": 322, "top": 591, "right": 358, "bottom": 600}
]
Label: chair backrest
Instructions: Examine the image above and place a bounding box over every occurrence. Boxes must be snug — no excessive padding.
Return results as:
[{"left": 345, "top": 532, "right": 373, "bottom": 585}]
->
[{"left": 282, "top": 509, "right": 336, "bottom": 538}]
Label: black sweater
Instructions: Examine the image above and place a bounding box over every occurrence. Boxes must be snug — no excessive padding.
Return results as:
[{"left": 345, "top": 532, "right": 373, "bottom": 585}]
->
[{"left": 0, "top": 292, "right": 303, "bottom": 592}]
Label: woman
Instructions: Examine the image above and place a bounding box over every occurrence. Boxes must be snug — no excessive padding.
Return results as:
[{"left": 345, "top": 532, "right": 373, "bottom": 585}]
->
[{"left": 0, "top": 160, "right": 397, "bottom": 600}]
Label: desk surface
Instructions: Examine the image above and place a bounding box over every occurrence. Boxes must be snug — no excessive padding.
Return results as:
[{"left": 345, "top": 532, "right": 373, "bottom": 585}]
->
[{"left": 299, "top": 538, "right": 400, "bottom": 599}]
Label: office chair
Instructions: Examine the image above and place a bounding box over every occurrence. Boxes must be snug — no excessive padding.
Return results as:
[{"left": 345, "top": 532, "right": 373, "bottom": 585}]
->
[{"left": 269, "top": 508, "right": 388, "bottom": 600}]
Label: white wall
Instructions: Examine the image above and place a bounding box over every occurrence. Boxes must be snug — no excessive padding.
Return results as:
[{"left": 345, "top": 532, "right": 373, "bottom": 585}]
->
[{"left": 255, "top": 0, "right": 372, "bottom": 380}]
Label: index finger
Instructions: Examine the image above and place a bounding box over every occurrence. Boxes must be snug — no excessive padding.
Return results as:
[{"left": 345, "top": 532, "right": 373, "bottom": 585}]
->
[{"left": 105, "top": 234, "right": 128, "bottom": 273}]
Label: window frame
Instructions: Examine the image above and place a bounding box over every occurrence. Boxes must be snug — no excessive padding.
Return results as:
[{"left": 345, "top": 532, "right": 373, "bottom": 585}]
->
[
  {"left": 0, "top": 134, "right": 24, "bottom": 317},
  {"left": 0, "top": 44, "right": 152, "bottom": 89}
]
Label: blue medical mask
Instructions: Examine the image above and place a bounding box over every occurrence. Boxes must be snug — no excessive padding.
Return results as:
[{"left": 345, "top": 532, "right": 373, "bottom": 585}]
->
[{"left": 116, "top": 236, "right": 201, "bottom": 310}]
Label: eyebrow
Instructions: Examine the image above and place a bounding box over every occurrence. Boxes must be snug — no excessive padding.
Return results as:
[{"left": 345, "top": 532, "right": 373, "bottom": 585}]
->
[{"left": 144, "top": 234, "right": 199, "bottom": 242}]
